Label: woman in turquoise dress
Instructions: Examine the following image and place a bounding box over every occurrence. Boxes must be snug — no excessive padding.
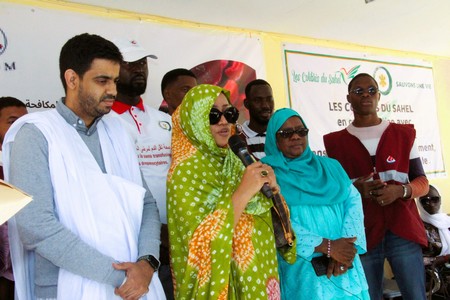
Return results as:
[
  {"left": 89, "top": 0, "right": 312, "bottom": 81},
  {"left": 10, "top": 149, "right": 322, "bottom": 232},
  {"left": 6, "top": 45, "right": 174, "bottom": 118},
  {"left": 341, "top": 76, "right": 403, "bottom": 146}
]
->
[{"left": 261, "top": 108, "right": 369, "bottom": 299}]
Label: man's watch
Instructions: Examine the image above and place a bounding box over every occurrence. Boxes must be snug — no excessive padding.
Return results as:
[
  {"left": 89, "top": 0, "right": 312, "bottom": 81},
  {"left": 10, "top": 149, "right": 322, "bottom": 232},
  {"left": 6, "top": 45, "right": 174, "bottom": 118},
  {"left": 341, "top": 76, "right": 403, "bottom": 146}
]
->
[{"left": 137, "top": 255, "right": 160, "bottom": 271}]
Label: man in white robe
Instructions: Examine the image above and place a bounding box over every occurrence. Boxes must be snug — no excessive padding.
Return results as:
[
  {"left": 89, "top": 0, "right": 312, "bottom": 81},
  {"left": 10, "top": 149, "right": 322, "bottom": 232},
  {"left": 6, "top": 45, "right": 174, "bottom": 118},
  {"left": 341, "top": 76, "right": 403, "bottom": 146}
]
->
[{"left": 3, "top": 33, "right": 165, "bottom": 300}]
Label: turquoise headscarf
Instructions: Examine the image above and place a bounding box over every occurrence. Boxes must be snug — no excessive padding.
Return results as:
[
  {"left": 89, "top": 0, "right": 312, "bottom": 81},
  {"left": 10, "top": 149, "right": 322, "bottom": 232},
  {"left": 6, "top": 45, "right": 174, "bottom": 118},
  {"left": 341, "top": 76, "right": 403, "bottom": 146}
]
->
[{"left": 261, "top": 108, "right": 352, "bottom": 206}]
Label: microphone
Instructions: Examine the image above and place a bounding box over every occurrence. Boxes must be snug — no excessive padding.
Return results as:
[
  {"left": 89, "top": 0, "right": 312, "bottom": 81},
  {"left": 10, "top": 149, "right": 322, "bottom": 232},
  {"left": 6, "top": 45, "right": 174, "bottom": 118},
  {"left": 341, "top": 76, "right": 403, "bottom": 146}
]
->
[{"left": 228, "top": 135, "right": 273, "bottom": 199}]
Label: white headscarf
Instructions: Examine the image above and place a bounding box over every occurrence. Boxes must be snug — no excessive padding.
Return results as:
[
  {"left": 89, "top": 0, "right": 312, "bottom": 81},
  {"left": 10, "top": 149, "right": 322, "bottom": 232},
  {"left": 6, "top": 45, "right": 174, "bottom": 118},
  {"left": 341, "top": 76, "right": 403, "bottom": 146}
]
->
[{"left": 417, "top": 186, "right": 450, "bottom": 256}]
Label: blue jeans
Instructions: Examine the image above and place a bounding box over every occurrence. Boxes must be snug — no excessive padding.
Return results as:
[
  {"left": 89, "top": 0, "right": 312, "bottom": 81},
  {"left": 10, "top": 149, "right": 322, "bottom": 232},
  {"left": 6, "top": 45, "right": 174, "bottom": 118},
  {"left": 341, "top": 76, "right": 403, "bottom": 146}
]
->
[{"left": 360, "top": 231, "right": 425, "bottom": 300}]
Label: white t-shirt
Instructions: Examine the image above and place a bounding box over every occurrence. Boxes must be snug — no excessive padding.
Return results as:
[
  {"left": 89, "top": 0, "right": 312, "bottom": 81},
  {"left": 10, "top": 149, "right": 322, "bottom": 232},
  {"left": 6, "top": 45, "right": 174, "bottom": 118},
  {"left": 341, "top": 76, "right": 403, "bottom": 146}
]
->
[
  {"left": 112, "top": 104, "right": 172, "bottom": 223},
  {"left": 347, "top": 119, "right": 420, "bottom": 159}
]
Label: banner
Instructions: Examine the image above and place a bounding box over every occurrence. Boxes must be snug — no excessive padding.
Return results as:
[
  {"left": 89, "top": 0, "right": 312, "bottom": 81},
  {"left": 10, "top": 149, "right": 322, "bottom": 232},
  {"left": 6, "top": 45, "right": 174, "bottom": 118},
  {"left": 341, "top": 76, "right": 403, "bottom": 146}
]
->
[
  {"left": 0, "top": 2, "right": 264, "bottom": 114},
  {"left": 284, "top": 44, "right": 445, "bottom": 178}
]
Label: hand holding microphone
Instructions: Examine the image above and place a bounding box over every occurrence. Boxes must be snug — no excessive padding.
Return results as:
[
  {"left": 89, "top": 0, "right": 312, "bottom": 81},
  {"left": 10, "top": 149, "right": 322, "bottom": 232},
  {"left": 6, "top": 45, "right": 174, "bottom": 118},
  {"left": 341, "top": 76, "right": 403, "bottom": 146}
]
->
[
  {"left": 229, "top": 135, "right": 295, "bottom": 249},
  {"left": 228, "top": 135, "right": 277, "bottom": 199},
  {"left": 235, "top": 161, "right": 276, "bottom": 201}
]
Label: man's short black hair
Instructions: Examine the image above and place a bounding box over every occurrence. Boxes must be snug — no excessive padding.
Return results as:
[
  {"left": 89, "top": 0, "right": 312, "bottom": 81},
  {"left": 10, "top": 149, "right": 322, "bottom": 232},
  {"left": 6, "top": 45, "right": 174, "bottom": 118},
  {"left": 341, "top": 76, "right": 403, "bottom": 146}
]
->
[
  {"left": 59, "top": 33, "right": 123, "bottom": 91},
  {"left": 160, "top": 68, "right": 197, "bottom": 96},
  {"left": 0, "top": 97, "right": 26, "bottom": 114},
  {"left": 245, "top": 79, "right": 271, "bottom": 98},
  {"left": 347, "top": 73, "right": 379, "bottom": 92}
]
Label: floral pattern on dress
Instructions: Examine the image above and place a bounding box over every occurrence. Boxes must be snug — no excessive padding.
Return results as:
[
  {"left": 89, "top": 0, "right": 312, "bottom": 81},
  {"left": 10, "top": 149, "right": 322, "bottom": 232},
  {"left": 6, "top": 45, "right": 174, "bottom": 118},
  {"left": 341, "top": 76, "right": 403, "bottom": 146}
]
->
[
  {"left": 188, "top": 209, "right": 227, "bottom": 287},
  {"left": 218, "top": 285, "right": 229, "bottom": 300},
  {"left": 168, "top": 85, "right": 281, "bottom": 300},
  {"left": 232, "top": 213, "right": 255, "bottom": 272},
  {"left": 167, "top": 107, "right": 196, "bottom": 181},
  {"left": 266, "top": 277, "right": 281, "bottom": 300}
]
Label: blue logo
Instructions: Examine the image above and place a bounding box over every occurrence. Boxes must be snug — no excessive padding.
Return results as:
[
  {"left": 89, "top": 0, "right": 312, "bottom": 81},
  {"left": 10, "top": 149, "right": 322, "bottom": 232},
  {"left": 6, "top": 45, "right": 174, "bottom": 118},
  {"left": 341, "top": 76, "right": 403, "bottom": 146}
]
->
[{"left": 0, "top": 28, "right": 7, "bottom": 56}]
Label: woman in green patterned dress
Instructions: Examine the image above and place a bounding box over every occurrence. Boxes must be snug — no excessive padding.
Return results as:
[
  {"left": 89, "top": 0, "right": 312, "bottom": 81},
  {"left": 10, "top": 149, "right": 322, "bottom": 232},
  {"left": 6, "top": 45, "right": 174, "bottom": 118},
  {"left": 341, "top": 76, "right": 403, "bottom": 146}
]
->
[{"left": 167, "top": 84, "right": 282, "bottom": 300}]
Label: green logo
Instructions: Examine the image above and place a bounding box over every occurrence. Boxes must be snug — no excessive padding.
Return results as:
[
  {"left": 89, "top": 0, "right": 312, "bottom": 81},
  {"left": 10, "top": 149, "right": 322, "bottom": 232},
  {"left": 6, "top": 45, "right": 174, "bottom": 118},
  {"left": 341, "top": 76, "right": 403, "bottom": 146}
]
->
[
  {"left": 337, "top": 65, "right": 361, "bottom": 85},
  {"left": 373, "top": 66, "right": 392, "bottom": 96}
]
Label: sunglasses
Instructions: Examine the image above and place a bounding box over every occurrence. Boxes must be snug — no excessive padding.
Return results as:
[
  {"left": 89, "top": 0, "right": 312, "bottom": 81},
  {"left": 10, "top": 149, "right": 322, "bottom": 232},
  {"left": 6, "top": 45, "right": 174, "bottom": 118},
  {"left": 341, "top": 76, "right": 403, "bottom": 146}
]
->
[
  {"left": 209, "top": 106, "right": 239, "bottom": 125},
  {"left": 420, "top": 196, "right": 440, "bottom": 205},
  {"left": 350, "top": 87, "right": 379, "bottom": 95},
  {"left": 276, "top": 128, "right": 309, "bottom": 139}
]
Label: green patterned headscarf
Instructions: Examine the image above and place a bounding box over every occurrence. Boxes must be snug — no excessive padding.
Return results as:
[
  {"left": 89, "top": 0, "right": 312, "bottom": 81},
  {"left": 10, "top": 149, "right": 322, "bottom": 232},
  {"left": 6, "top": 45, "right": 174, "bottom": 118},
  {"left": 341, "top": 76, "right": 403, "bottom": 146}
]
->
[{"left": 169, "top": 84, "right": 270, "bottom": 214}]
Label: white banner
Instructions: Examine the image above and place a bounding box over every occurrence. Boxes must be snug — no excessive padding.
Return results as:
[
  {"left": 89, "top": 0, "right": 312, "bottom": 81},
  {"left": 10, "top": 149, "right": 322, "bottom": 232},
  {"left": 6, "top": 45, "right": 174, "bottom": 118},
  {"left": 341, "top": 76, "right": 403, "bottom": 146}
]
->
[
  {"left": 284, "top": 44, "right": 445, "bottom": 178},
  {"left": 0, "top": 3, "right": 265, "bottom": 115}
]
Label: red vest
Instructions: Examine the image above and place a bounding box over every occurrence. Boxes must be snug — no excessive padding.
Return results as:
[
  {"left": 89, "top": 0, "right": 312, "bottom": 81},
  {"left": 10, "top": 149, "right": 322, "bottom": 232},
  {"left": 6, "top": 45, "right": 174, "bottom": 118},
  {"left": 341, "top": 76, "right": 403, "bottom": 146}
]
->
[{"left": 324, "top": 123, "right": 427, "bottom": 250}]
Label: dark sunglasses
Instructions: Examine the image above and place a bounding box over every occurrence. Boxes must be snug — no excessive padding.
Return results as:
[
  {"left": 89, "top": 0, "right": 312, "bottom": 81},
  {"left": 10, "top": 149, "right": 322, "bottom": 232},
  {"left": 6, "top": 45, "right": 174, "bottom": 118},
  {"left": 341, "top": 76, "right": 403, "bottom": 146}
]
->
[
  {"left": 350, "top": 87, "right": 379, "bottom": 95},
  {"left": 209, "top": 107, "right": 239, "bottom": 125},
  {"left": 276, "top": 128, "right": 309, "bottom": 139},
  {"left": 420, "top": 196, "right": 440, "bottom": 205}
]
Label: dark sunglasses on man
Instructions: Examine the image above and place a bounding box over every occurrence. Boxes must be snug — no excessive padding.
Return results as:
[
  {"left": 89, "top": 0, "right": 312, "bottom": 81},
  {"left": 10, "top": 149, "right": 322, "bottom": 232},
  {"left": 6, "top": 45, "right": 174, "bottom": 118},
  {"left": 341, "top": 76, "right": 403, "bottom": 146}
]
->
[
  {"left": 349, "top": 87, "right": 379, "bottom": 96},
  {"left": 209, "top": 106, "right": 239, "bottom": 125}
]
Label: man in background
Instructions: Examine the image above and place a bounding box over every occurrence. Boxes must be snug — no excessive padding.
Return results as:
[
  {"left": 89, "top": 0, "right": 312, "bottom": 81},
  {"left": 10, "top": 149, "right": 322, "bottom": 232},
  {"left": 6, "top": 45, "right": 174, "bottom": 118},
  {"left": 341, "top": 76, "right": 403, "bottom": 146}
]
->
[
  {"left": 0, "top": 96, "right": 27, "bottom": 300},
  {"left": 112, "top": 38, "right": 174, "bottom": 300},
  {"left": 3, "top": 33, "right": 162, "bottom": 300},
  {"left": 0, "top": 97, "right": 27, "bottom": 178},
  {"left": 159, "top": 68, "right": 197, "bottom": 115},
  {"left": 323, "top": 73, "right": 428, "bottom": 300},
  {"left": 239, "top": 79, "right": 274, "bottom": 160}
]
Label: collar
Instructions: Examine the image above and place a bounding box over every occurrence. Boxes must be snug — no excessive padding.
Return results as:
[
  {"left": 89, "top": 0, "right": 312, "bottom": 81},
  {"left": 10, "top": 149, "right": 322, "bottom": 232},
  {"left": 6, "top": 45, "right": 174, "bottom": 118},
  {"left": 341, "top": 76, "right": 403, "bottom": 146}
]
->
[
  {"left": 242, "top": 120, "right": 266, "bottom": 138},
  {"left": 112, "top": 98, "right": 145, "bottom": 114},
  {"left": 56, "top": 98, "right": 101, "bottom": 136}
]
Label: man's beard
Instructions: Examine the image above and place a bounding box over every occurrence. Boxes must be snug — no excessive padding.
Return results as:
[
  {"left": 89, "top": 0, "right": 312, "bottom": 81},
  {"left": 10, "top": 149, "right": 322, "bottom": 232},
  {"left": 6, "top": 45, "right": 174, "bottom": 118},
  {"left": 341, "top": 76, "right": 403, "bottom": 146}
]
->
[
  {"left": 117, "top": 80, "right": 147, "bottom": 97},
  {"left": 78, "top": 86, "right": 114, "bottom": 119}
]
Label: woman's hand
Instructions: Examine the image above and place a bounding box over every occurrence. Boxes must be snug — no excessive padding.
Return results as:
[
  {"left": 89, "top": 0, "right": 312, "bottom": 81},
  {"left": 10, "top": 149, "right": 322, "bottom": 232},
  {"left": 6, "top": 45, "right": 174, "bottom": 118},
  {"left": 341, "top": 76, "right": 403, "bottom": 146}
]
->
[
  {"left": 234, "top": 162, "right": 277, "bottom": 202},
  {"left": 323, "top": 237, "right": 356, "bottom": 278},
  {"left": 231, "top": 162, "right": 277, "bottom": 226},
  {"left": 326, "top": 258, "right": 351, "bottom": 278},
  {"left": 330, "top": 237, "right": 357, "bottom": 266},
  {"left": 315, "top": 237, "right": 357, "bottom": 278}
]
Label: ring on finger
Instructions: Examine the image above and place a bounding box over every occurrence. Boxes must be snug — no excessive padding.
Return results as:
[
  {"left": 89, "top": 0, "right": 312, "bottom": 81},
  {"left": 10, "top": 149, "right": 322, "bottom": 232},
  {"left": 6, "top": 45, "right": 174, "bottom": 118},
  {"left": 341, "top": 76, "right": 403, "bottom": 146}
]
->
[
  {"left": 260, "top": 170, "right": 269, "bottom": 177},
  {"left": 381, "top": 200, "right": 384, "bottom": 205},
  {"left": 339, "top": 265, "right": 345, "bottom": 271}
]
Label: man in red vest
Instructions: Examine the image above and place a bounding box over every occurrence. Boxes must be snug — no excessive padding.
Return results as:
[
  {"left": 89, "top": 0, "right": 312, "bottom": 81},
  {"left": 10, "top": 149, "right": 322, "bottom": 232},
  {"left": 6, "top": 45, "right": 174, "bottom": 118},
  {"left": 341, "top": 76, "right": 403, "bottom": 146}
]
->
[{"left": 324, "top": 73, "right": 428, "bottom": 300}]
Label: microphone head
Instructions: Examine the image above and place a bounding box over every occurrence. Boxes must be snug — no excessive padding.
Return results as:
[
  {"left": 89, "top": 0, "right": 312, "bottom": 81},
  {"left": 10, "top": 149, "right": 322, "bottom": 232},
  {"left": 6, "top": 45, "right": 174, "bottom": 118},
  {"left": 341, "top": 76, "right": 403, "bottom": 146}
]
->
[{"left": 228, "top": 135, "right": 247, "bottom": 155}]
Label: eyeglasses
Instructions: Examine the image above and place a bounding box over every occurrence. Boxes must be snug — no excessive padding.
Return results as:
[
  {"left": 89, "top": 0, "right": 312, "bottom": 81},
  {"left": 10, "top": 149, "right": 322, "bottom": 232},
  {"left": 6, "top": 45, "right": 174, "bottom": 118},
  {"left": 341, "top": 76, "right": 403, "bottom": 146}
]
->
[
  {"left": 276, "top": 128, "right": 309, "bottom": 139},
  {"left": 209, "top": 106, "right": 239, "bottom": 125},
  {"left": 350, "top": 87, "right": 379, "bottom": 95},
  {"left": 420, "top": 196, "right": 440, "bottom": 205}
]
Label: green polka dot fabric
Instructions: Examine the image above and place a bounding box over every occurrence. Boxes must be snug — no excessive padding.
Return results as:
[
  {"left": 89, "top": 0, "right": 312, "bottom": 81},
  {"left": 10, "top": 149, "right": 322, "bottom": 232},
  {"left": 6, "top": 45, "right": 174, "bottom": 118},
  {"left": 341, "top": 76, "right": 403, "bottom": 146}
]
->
[{"left": 167, "top": 84, "right": 280, "bottom": 299}]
